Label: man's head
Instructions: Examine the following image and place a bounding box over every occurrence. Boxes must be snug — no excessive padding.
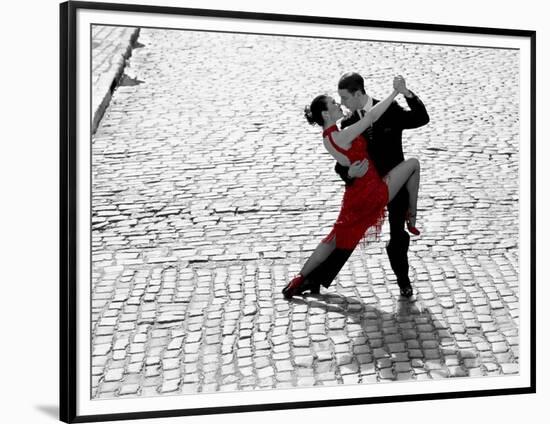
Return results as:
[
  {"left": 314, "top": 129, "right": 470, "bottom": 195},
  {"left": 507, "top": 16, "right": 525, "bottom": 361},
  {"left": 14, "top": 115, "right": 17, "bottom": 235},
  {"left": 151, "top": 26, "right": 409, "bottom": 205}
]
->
[{"left": 338, "top": 72, "right": 368, "bottom": 113}]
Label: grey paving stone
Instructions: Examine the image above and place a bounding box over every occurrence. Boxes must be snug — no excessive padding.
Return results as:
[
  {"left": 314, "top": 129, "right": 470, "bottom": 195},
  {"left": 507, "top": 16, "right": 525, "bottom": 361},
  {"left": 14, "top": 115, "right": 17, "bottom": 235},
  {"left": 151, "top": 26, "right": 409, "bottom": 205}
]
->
[
  {"left": 492, "top": 342, "right": 509, "bottom": 353},
  {"left": 104, "top": 368, "right": 124, "bottom": 382},
  {"left": 297, "top": 377, "right": 315, "bottom": 386},
  {"left": 159, "top": 380, "right": 180, "bottom": 393},
  {"left": 379, "top": 368, "right": 395, "bottom": 380},
  {"left": 501, "top": 363, "right": 520, "bottom": 374},
  {"left": 93, "top": 344, "right": 111, "bottom": 356},
  {"left": 257, "top": 367, "right": 275, "bottom": 379},
  {"left": 295, "top": 356, "right": 314, "bottom": 368},
  {"left": 429, "top": 368, "right": 450, "bottom": 379}
]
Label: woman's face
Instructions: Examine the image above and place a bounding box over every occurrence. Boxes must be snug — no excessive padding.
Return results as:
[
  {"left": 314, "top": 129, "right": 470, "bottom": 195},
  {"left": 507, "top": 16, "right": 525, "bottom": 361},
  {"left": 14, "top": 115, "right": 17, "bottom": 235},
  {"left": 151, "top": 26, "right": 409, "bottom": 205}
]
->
[{"left": 325, "top": 97, "right": 344, "bottom": 122}]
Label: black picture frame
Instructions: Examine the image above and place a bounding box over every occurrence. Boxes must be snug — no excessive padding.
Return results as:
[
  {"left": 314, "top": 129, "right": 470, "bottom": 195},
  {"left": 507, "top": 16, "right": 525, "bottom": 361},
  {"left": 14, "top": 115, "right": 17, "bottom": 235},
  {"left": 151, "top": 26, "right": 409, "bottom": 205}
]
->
[{"left": 60, "top": 1, "right": 536, "bottom": 422}]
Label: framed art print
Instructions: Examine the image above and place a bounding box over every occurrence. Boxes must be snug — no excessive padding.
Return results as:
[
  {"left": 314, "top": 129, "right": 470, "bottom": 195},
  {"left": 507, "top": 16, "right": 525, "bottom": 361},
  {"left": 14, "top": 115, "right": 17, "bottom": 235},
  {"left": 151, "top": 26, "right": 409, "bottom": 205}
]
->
[{"left": 60, "top": 1, "right": 536, "bottom": 422}]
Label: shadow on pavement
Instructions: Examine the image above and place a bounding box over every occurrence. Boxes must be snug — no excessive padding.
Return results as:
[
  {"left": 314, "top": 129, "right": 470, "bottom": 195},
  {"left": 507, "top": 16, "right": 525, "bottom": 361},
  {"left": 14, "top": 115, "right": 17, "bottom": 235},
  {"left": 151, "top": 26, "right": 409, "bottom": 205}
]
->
[
  {"left": 289, "top": 291, "right": 476, "bottom": 382},
  {"left": 119, "top": 73, "right": 145, "bottom": 87}
]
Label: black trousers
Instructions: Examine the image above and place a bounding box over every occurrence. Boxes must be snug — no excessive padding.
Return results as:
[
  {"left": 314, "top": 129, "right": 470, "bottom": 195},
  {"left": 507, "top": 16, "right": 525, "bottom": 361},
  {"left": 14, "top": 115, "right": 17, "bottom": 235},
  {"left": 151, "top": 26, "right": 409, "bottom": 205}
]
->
[
  {"left": 385, "top": 186, "right": 411, "bottom": 286},
  {"left": 307, "top": 186, "right": 410, "bottom": 288}
]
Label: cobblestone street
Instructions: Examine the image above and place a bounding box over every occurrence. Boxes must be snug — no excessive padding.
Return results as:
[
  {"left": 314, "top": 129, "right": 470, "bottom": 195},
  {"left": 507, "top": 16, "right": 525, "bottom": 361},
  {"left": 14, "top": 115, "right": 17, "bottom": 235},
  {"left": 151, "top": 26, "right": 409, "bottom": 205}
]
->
[{"left": 90, "top": 27, "right": 520, "bottom": 399}]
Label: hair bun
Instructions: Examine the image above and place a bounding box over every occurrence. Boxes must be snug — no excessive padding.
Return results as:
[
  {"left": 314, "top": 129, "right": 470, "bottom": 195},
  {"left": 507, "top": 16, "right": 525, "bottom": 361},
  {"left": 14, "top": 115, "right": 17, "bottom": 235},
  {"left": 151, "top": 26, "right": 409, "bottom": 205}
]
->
[{"left": 304, "top": 105, "right": 315, "bottom": 125}]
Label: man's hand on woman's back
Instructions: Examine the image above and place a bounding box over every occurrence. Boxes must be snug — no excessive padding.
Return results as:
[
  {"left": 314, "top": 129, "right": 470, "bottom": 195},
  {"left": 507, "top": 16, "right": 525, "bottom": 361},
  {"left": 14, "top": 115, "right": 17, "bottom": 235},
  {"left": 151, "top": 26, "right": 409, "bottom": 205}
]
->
[{"left": 348, "top": 159, "right": 369, "bottom": 178}]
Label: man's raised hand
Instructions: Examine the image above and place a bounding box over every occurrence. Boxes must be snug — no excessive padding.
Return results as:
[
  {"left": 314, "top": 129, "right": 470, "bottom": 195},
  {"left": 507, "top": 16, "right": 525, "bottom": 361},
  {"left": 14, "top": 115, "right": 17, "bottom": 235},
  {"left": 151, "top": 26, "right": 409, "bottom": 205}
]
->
[{"left": 393, "top": 75, "right": 411, "bottom": 96}]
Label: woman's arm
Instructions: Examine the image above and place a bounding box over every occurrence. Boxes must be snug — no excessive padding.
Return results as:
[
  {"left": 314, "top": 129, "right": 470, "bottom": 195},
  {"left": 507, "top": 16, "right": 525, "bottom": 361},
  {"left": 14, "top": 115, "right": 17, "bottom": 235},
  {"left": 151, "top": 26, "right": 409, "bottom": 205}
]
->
[{"left": 333, "top": 89, "right": 398, "bottom": 147}]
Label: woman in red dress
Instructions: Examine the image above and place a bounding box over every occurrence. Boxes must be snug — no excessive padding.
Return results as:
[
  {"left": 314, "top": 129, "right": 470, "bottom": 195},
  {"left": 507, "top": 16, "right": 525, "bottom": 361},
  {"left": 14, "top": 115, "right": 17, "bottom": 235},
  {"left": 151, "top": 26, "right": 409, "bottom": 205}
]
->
[{"left": 283, "top": 76, "right": 420, "bottom": 299}]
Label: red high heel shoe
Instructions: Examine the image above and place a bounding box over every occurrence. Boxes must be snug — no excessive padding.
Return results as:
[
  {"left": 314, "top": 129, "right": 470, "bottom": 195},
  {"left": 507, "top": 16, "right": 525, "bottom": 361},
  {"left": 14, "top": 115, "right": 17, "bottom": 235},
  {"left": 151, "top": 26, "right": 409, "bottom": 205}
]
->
[
  {"left": 282, "top": 274, "right": 305, "bottom": 299},
  {"left": 406, "top": 212, "right": 420, "bottom": 236},
  {"left": 407, "top": 223, "right": 420, "bottom": 236}
]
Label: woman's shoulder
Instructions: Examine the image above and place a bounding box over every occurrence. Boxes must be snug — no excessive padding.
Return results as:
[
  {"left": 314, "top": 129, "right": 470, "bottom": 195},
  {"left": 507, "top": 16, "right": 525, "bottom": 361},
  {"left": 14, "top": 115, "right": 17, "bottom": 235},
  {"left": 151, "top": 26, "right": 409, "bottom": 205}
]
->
[{"left": 322, "top": 124, "right": 339, "bottom": 137}]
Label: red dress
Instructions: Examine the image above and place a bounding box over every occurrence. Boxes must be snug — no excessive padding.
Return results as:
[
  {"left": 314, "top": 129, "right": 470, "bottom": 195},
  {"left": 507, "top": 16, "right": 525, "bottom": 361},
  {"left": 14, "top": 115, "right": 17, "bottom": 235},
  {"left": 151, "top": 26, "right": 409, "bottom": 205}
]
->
[{"left": 322, "top": 124, "right": 389, "bottom": 250}]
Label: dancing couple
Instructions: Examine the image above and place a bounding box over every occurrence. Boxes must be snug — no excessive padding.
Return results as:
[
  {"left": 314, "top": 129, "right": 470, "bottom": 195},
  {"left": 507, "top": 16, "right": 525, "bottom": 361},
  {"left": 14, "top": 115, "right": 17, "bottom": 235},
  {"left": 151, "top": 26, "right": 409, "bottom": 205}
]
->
[{"left": 283, "top": 72, "right": 429, "bottom": 299}]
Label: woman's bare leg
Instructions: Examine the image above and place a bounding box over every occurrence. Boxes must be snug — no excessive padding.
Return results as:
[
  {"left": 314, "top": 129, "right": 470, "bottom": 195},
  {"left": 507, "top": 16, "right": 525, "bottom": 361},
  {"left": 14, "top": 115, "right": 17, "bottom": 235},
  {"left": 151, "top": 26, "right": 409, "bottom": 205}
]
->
[
  {"left": 300, "top": 238, "right": 337, "bottom": 277},
  {"left": 386, "top": 158, "right": 420, "bottom": 226}
]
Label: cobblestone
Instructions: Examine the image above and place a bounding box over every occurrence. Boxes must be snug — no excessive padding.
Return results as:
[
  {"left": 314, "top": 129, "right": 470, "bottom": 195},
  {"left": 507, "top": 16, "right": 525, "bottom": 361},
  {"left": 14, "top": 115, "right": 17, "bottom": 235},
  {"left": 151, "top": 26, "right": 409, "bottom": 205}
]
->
[{"left": 90, "top": 26, "right": 521, "bottom": 399}]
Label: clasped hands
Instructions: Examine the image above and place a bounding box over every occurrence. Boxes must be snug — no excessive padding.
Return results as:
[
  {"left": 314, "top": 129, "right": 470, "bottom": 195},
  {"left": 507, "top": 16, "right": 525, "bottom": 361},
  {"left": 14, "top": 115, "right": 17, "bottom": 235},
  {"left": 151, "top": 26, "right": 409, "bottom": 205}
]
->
[{"left": 393, "top": 75, "right": 411, "bottom": 97}]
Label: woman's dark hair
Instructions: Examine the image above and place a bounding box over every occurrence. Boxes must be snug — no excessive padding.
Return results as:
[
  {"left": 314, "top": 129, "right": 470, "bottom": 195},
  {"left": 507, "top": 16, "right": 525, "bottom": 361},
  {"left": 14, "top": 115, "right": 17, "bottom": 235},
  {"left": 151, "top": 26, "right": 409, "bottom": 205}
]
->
[
  {"left": 304, "top": 95, "right": 329, "bottom": 127},
  {"left": 338, "top": 72, "right": 366, "bottom": 95}
]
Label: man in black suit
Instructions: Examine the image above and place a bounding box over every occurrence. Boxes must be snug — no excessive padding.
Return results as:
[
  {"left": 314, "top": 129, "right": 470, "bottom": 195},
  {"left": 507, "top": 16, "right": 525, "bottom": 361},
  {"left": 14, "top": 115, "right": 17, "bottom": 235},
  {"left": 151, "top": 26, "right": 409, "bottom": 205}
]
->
[{"left": 303, "top": 73, "right": 429, "bottom": 297}]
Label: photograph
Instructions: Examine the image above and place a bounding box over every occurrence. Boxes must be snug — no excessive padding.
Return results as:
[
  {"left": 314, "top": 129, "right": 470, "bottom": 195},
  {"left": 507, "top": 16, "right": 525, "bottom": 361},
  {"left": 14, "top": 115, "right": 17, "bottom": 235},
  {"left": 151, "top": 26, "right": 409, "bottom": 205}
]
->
[{"left": 60, "top": 1, "right": 535, "bottom": 421}]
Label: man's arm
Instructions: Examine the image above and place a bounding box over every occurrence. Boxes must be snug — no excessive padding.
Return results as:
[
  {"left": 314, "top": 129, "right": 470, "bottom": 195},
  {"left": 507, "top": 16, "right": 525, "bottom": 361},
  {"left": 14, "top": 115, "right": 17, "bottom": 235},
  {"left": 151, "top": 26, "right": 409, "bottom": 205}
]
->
[
  {"left": 391, "top": 90, "right": 430, "bottom": 129},
  {"left": 335, "top": 162, "right": 354, "bottom": 186}
]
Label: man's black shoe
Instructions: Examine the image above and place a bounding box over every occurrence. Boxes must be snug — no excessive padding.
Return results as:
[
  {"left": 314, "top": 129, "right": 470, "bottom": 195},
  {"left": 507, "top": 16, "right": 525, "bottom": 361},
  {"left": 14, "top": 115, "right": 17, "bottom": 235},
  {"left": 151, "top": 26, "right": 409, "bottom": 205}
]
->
[{"left": 397, "top": 279, "right": 413, "bottom": 297}]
